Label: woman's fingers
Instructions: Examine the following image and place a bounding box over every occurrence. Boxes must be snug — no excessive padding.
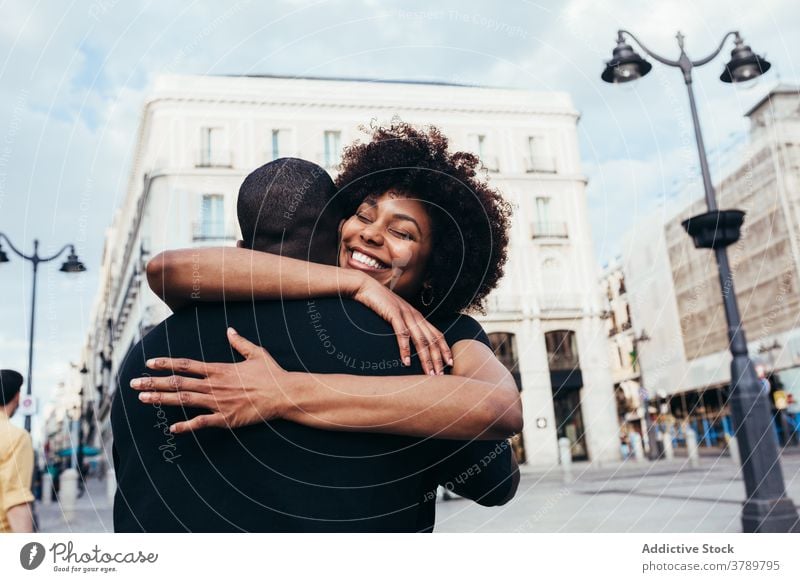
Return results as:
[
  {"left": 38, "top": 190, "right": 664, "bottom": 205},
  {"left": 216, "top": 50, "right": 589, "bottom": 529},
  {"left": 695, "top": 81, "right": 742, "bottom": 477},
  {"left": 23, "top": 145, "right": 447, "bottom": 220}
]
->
[
  {"left": 130, "top": 375, "right": 211, "bottom": 393},
  {"left": 422, "top": 322, "right": 446, "bottom": 376},
  {"left": 169, "top": 413, "right": 226, "bottom": 434},
  {"left": 146, "top": 357, "right": 209, "bottom": 377},
  {"left": 388, "top": 313, "right": 412, "bottom": 366},
  {"left": 425, "top": 321, "right": 452, "bottom": 370},
  {"left": 404, "top": 311, "right": 436, "bottom": 375}
]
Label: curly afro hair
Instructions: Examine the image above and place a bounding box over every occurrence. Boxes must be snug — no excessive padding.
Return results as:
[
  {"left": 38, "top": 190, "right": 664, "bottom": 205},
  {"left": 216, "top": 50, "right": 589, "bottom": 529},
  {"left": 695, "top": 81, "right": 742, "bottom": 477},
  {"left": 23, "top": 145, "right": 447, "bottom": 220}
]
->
[{"left": 334, "top": 121, "right": 512, "bottom": 316}]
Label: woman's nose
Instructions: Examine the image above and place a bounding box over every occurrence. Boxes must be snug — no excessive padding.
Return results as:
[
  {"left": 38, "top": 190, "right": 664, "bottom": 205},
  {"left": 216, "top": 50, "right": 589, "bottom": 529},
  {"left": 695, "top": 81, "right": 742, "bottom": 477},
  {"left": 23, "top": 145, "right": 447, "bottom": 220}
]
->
[{"left": 360, "top": 223, "right": 383, "bottom": 245}]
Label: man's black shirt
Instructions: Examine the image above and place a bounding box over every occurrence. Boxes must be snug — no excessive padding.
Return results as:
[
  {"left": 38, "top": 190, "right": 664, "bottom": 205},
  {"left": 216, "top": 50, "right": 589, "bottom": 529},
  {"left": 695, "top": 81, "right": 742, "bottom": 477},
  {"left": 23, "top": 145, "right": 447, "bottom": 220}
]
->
[{"left": 111, "top": 298, "right": 514, "bottom": 532}]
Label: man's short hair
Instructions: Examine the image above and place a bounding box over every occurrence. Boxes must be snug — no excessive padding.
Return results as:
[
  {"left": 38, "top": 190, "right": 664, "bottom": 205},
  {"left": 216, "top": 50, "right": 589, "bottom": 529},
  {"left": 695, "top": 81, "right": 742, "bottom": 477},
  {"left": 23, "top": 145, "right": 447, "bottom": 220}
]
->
[
  {"left": 0, "top": 370, "right": 23, "bottom": 406},
  {"left": 237, "top": 158, "right": 342, "bottom": 265}
]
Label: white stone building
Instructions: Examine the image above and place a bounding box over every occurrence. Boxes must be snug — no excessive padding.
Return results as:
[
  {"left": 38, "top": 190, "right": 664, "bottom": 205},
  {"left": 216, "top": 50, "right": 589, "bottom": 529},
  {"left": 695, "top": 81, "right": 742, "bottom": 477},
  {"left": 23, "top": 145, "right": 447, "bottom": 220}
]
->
[
  {"left": 621, "top": 84, "right": 800, "bottom": 447},
  {"left": 80, "top": 74, "right": 620, "bottom": 469}
]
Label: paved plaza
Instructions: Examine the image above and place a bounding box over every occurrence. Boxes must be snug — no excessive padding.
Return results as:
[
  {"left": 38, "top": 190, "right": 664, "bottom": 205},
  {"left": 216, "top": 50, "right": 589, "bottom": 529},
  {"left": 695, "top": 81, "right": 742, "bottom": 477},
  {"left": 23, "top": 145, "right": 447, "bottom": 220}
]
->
[{"left": 36, "top": 449, "right": 800, "bottom": 533}]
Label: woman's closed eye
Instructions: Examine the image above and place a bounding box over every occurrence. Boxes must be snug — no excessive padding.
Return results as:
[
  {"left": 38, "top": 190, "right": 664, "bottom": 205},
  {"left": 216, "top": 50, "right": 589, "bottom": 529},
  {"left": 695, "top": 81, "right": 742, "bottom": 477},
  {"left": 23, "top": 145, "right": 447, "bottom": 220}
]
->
[
  {"left": 390, "top": 228, "right": 414, "bottom": 241},
  {"left": 357, "top": 211, "right": 374, "bottom": 224}
]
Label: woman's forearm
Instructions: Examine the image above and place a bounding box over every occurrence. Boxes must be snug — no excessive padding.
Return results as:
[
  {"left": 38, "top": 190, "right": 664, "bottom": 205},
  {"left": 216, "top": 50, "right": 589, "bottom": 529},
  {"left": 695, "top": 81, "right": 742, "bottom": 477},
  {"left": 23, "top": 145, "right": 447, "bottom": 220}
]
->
[
  {"left": 146, "top": 247, "right": 363, "bottom": 310},
  {"left": 282, "top": 372, "right": 523, "bottom": 440}
]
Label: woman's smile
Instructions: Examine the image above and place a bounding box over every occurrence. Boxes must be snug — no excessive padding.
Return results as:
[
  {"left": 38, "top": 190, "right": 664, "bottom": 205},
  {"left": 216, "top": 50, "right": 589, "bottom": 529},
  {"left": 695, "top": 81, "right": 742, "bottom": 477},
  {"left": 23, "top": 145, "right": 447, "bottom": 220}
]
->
[{"left": 347, "top": 247, "right": 391, "bottom": 271}]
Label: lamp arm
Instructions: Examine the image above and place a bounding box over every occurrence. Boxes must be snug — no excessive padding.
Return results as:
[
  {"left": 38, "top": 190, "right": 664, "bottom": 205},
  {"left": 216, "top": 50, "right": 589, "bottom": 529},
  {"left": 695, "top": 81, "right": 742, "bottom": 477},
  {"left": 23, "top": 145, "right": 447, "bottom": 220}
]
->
[
  {"left": 618, "top": 29, "right": 681, "bottom": 67},
  {"left": 0, "top": 232, "right": 34, "bottom": 261},
  {"left": 39, "top": 243, "right": 74, "bottom": 263},
  {"left": 690, "top": 31, "right": 740, "bottom": 67}
]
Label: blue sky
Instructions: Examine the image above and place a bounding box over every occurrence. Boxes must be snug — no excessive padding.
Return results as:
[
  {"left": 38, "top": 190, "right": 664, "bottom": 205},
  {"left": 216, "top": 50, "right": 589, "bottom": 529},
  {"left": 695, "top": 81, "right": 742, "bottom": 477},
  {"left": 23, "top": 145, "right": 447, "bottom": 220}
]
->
[{"left": 0, "top": 0, "right": 797, "bottom": 429}]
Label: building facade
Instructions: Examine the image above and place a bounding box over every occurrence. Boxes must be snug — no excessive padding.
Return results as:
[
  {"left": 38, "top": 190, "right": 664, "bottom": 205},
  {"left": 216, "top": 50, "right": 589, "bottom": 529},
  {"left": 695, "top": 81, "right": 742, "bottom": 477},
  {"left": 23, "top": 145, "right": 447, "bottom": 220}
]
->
[
  {"left": 600, "top": 257, "right": 647, "bottom": 451},
  {"left": 621, "top": 84, "right": 800, "bottom": 450},
  {"left": 79, "top": 74, "right": 620, "bottom": 471}
]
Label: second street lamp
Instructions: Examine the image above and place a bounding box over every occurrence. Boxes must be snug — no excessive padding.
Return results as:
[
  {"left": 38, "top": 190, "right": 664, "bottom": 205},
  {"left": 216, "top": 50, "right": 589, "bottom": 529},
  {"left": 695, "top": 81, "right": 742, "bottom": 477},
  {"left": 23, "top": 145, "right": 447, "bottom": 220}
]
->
[
  {"left": 0, "top": 234, "right": 86, "bottom": 432},
  {"left": 601, "top": 29, "right": 798, "bottom": 533}
]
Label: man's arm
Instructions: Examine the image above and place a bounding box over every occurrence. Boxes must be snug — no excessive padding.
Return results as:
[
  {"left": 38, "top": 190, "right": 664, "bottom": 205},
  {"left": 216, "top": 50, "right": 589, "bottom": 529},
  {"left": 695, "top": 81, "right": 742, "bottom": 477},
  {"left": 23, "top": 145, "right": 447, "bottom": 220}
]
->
[
  {"left": 2, "top": 433, "right": 36, "bottom": 532},
  {"left": 6, "top": 503, "right": 34, "bottom": 533},
  {"left": 436, "top": 439, "right": 520, "bottom": 506},
  {"left": 284, "top": 339, "right": 523, "bottom": 440}
]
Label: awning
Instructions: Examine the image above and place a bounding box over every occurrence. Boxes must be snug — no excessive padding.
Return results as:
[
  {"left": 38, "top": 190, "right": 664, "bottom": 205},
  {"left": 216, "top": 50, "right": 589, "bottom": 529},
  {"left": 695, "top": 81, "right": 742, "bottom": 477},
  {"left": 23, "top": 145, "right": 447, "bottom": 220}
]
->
[{"left": 56, "top": 445, "right": 101, "bottom": 458}]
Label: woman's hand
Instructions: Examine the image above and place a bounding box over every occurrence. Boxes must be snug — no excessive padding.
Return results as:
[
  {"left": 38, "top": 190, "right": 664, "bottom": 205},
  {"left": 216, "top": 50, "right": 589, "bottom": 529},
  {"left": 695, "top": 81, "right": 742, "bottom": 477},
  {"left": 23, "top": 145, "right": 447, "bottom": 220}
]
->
[
  {"left": 352, "top": 275, "right": 452, "bottom": 375},
  {"left": 130, "top": 327, "right": 290, "bottom": 434}
]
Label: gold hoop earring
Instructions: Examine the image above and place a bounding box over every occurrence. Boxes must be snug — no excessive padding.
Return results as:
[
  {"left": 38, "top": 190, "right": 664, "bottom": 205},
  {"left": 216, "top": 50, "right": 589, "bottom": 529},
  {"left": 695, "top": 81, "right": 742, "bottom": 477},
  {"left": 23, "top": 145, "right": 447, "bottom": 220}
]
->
[{"left": 421, "top": 285, "right": 434, "bottom": 307}]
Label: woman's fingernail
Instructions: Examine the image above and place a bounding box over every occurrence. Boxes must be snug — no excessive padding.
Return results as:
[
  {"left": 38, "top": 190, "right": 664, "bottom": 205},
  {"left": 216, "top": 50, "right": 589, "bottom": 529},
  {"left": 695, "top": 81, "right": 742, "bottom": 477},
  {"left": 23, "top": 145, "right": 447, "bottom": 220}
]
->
[
  {"left": 130, "top": 378, "right": 141, "bottom": 388},
  {"left": 169, "top": 425, "right": 177, "bottom": 433},
  {"left": 428, "top": 370, "right": 435, "bottom": 376},
  {"left": 228, "top": 327, "right": 238, "bottom": 336},
  {"left": 138, "top": 392, "right": 149, "bottom": 401},
  {"left": 146, "top": 359, "right": 158, "bottom": 368},
  {"left": 403, "top": 357, "right": 411, "bottom": 366},
  {"left": 447, "top": 358, "right": 454, "bottom": 367}
]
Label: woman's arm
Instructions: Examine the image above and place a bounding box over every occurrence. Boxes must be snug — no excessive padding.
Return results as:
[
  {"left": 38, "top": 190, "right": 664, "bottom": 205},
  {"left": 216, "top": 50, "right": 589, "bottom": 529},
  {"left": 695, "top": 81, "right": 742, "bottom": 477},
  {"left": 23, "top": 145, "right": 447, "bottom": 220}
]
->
[
  {"left": 147, "top": 247, "right": 452, "bottom": 375},
  {"left": 133, "top": 328, "right": 523, "bottom": 441},
  {"left": 147, "top": 247, "right": 361, "bottom": 311}
]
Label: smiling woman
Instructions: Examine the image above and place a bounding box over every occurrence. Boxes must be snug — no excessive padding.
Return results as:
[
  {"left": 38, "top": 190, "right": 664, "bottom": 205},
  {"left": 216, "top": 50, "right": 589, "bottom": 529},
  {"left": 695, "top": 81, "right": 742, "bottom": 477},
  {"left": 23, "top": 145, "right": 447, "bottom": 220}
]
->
[{"left": 335, "top": 121, "right": 512, "bottom": 317}]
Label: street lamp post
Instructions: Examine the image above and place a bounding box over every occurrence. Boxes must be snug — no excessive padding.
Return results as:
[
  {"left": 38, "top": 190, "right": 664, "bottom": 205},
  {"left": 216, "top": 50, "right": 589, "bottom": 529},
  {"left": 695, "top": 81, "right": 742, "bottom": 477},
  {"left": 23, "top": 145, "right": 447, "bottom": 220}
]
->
[
  {"left": 0, "top": 234, "right": 86, "bottom": 432},
  {"left": 632, "top": 330, "right": 659, "bottom": 460},
  {"left": 602, "top": 30, "right": 799, "bottom": 532}
]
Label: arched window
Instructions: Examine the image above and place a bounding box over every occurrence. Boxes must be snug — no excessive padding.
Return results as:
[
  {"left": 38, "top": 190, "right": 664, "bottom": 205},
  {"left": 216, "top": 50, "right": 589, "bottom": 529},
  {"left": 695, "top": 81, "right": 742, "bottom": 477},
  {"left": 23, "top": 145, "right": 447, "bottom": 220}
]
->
[
  {"left": 545, "top": 330, "right": 580, "bottom": 371},
  {"left": 488, "top": 332, "right": 522, "bottom": 391}
]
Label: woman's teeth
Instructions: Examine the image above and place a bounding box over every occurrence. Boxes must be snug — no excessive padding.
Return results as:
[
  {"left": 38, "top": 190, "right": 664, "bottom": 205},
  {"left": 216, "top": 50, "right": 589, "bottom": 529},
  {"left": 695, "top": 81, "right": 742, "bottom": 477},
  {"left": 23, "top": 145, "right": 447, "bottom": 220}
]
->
[{"left": 352, "top": 250, "right": 388, "bottom": 269}]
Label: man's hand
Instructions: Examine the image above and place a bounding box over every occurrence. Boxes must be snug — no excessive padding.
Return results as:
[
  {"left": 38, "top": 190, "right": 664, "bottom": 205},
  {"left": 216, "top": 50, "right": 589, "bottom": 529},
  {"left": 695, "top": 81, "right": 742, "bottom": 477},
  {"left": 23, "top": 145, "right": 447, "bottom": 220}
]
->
[
  {"left": 131, "top": 327, "right": 290, "bottom": 434},
  {"left": 352, "top": 275, "right": 452, "bottom": 375}
]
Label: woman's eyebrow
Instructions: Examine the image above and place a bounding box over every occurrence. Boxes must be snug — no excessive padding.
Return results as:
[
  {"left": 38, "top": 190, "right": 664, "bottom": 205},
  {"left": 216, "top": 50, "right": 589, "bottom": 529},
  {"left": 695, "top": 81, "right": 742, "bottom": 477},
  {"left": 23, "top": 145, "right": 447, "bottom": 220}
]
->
[{"left": 393, "top": 213, "right": 422, "bottom": 233}]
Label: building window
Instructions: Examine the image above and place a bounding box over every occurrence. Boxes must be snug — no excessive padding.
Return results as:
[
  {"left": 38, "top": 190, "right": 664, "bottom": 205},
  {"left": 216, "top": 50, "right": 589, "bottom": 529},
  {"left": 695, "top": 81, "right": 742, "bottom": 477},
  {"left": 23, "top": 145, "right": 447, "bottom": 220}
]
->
[
  {"left": 545, "top": 330, "right": 580, "bottom": 371},
  {"left": 536, "top": 196, "right": 550, "bottom": 224},
  {"left": 271, "top": 129, "right": 281, "bottom": 160},
  {"left": 531, "top": 197, "right": 567, "bottom": 238},
  {"left": 270, "top": 129, "right": 292, "bottom": 160},
  {"left": 525, "top": 136, "right": 556, "bottom": 173},
  {"left": 196, "top": 194, "right": 226, "bottom": 240},
  {"left": 469, "top": 133, "right": 498, "bottom": 172},
  {"left": 323, "top": 130, "right": 342, "bottom": 169},
  {"left": 199, "top": 127, "right": 229, "bottom": 167}
]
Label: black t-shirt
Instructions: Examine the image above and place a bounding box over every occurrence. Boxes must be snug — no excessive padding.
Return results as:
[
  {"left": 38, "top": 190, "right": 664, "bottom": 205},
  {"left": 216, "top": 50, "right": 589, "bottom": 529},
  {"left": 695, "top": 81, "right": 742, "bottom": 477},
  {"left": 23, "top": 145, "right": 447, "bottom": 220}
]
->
[{"left": 111, "top": 298, "right": 514, "bottom": 532}]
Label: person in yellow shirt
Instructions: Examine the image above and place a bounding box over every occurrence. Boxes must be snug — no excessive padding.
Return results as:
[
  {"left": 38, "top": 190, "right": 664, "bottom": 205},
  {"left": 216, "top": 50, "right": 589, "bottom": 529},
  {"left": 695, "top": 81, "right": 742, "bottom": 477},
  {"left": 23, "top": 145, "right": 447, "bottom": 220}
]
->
[{"left": 0, "top": 369, "right": 34, "bottom": 533}]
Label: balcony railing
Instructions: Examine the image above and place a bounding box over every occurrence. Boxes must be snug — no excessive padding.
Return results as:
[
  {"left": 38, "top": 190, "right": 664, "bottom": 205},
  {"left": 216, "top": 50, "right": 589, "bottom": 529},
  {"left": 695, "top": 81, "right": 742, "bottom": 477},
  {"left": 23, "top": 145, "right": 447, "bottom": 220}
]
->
[
  {"left": 192, "top": 221, "right": 236, "bottom": 241},
  {"left": 524, "top": 155, "right": 557, "bottom": 173},
  {"left": 485, "top": 294, "right": 523, "bottom": 313},
  {"left": 539, "top": 293, "right": 582, "bottom": 312},
  {"left": 531, "top": 221, "right": 568, "bottom": 239},
  {"left": 196, "top": 149, "right": 233, "bottom": 168}
]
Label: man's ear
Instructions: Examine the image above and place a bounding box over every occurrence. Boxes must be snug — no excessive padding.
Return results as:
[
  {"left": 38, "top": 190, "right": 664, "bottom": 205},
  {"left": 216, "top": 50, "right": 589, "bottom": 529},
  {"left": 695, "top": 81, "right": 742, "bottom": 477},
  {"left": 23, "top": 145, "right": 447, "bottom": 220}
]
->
[
  {"left": 236, "top": 240, "right": 244, "bottom": 248},
  {"left": 8, "top": 392, "right": 20, "bottom": 416}
]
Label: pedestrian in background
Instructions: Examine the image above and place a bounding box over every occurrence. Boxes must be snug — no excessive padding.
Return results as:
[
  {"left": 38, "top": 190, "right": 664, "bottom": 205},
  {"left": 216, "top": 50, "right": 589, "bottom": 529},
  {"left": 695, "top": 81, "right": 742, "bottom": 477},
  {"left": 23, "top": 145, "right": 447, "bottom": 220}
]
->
[{"left": 0, "top": 369, "right": 35, "bottom": 533}]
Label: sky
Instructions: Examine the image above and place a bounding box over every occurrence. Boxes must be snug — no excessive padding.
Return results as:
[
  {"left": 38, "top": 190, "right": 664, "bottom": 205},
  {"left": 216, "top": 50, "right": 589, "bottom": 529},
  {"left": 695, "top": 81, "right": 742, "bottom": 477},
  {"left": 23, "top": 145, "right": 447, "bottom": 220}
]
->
[{"left": 0, "top": 0, "right": 798, "bottom": 430}]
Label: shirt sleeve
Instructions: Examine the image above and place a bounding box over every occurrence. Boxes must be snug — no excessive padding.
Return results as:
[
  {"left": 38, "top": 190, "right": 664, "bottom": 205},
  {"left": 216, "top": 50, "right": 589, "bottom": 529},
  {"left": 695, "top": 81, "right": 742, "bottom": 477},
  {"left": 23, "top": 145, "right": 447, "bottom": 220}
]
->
[
  {"left": 431, "top": 313, "right": 516, "bottom": 506},
  {"left": 1, "top": 432, "right": 35, "bottom": 511},
  {"left": 434, "top": 313, "right": 492, "bottom": 349}
]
